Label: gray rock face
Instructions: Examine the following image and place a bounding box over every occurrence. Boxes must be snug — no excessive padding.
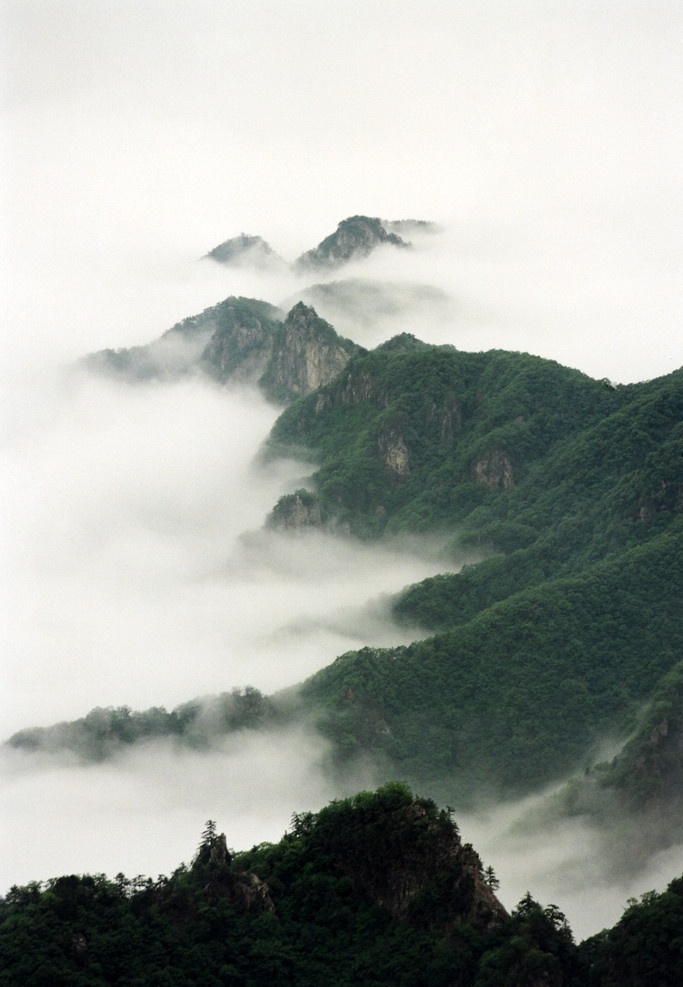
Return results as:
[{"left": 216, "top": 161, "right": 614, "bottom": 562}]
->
[
  {"left": 85, "top": 297, "right": 357, "bottom": 404},
  {"left": 85, "top": 296, "right": 283, "bottom": 385},
  {"left": 259, "top": 302, "right": 360, "bottom": 402},
  {"left": 378, "top": 428, "right": 410, "bottom": 476},
  {"left": 473, "top": 449, "right": 515, "bottom": 490},
  {"left": 268, "top": 490, "right": 322, "bottom": 531}
]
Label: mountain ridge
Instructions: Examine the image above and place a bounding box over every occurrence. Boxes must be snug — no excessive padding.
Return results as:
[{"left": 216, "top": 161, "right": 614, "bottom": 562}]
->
[{"left": 2, "top": 784, "right": 681, "bottom": 983}]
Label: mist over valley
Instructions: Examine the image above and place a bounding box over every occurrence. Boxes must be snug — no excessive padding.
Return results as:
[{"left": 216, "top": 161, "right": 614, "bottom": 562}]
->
[{"left": 2, "top": 4, "right": 682, "bottom": 978}]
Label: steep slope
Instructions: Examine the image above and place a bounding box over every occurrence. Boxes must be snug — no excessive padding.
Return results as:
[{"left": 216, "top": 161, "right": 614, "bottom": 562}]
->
[
  {"left": 301, "top": 524, "right": 683, "bottom": 797},
  {"left": 3, "top": 784, "right": 678, "bottom": 984},
  {"left": 18, "top": 333, "right": 683, "bottom": 820},
  {"left": 85, "top": 295, "right": 283, "bottom": 383},
  {"left": 0, "top": 785, "right": 576, "bottom": 987},
  {"left": 267, "top": 343, "right": 618, "bottom": 538},
  {"left": 264, "top": 349, "right": 682, "bottom": 804},
  {"left": 85, "top": 297, "right": 360, "bottom": 402},
  {"left": 258, "top": 301, "right": 363, "bottom": 402}
]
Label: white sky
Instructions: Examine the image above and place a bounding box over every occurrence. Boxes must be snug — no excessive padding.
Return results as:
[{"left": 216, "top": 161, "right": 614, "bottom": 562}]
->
[
  {"left": 1, "top": 0, "right": 680, "bottom": 378},
  {"left": 1, "top": 0, "right": 682, "bottom": 938}
]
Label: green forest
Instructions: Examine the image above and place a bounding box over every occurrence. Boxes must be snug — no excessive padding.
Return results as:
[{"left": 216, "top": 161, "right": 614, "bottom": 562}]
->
[
  {"left": 5, "top": 300, "right": 683, "bottom": 981},
  {"left": 3, "top": 785, "right": 681, "bottom": 985},
  {"left": 16, "top": 333, "right": 682, "bottom": 826}
]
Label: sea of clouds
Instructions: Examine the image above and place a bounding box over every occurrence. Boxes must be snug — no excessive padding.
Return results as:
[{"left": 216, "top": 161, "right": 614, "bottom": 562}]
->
[{"left": 1, "top": 0, "right": 681, "bottom": 939}]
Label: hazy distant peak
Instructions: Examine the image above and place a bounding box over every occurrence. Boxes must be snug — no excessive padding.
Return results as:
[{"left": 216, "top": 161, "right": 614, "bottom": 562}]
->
[
  {"left": 374, "top": 332, "right": 432, "bottom": 353},
  {"left": 382, "top": 218, "right": 443, "bottom": 236},
  {"left": 294, "top": 215, "right": 410, "bottom": 271},
  {"left": 204, "top": 233, "right": 287, "bottom": 271}
]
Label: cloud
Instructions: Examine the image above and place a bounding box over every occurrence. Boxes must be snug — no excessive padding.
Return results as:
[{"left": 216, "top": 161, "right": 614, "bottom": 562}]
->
[
  {"left": 459, "top": 787, "right": 683, "bottom": 942},
  {"left": 1, "top": 0, "right": 681, "bottom": 934},
  {"left": 0, "top": 726, "right": 378, "bottom": 891}
]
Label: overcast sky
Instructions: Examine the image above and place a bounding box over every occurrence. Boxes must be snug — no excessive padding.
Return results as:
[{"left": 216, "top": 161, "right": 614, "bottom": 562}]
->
[
  {"left": 1, "top": 0, "right": 680, "bottom": 378},
  {"left": 1, "top": 0, "right": 681, "bottom": 938}
]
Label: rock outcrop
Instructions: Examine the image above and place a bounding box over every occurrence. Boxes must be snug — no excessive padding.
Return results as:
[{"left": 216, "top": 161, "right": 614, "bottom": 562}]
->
[
  {"left": 311, "top": 786, "right": 508, "bottom": 936},
  {"left": 378, "top": 427, "right": 410, "bottom": 476},
  {"left": 85, "top": 298, "right": 358, "bottom": 404},
  {"left": 85, "top": 296, "right": 283, "bottom": 385},
  {"left": 268, "top": 489, "right": 322, "bottom": 531},
  {"left": 259, "top": 302, "right": 361, "bottom": 402}
]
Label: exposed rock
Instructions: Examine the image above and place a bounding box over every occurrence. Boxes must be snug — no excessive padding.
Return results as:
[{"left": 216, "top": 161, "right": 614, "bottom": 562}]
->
[
  {"left": 70, "top": 932, "right": 87, "bottom": 956},
  {"left": 268, "top": 490, "right": 322, "bottom": 530},
  {"left": 473, "top": 448, "right": 515, "bottom": 490},
  {"left": 209, "top": 832, "right": 231, "bottom": 868},
  {"left": 85, "top": 296, "right": 283, "bottom": 385},
  {"left": 338, "top": 369, "right": 386, "bottom": 406},
  {"left": 204, "top": 233, "right": 287, "bottom": 271},
  {"left": 295, "top": 215, "right": 409, "bottom": 271},
  {"left": 227, "top": 870, "right": 276, "bottom": 913},
  {"left": 378, "top": 428, "right": 410, "bottom": 476},
  {"left": 426, "top": 397, "right": 461, "bottom": 447},
  {"left": 85, "top": 297, "right": 357, "bottom": 404},
  {"left": 199, "top": 298, "right": 283, "bottom": 385},
  {"left": 259, "top": 301, "right": 360, "bottom": 402},
  {"left": 321, "top": 790, "right": 507, "bottom": 935}
]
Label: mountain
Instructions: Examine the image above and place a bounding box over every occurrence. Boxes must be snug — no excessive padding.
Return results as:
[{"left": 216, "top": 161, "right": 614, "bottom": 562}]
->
[
  {"left": 203, "top": 233, "right": 287, "bottom": 271},
  {"left": 21, "top": 321, "right": 683, "bottom": 846},
  {"left": 294, "top": 215, "right": 410, "bottom": 271},
  {"left": 263, "top": 342, "right": 682, "bottom": 806},
  {"left": 21, "top": 312, "right": 683, "bottom": 824},
  {"left": 200, "top": 215, "right": 435, "bottom": 276},
  {"left": 3, "top": 783, "right": 680, "bottom": 983},
  {"left": 84, "top": 295, "right": 283, "bottom": 383},
  {"left": 257, "top": 301, "right": 363, "bottom": 403},
  {"left": 85, "top": 297, "right": 361, "bottom": 402}
]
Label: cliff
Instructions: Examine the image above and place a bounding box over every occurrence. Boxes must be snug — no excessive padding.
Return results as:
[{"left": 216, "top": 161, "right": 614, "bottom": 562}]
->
[
  {"left": 85, "top": 296, "right": 283, "bottom": 384},
  {"left": 258, "top": 301, "right": 362, "bottom": 402},
  {"left": 85, "top": 297, "right": 360, "bottom": 403}
]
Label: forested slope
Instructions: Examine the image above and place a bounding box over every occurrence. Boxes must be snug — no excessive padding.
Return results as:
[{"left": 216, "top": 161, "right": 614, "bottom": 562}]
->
[
  {"left": 2, "top": 785, "right": 680, "bottom": 985},
  {"left": 9, "top": 324, "right": 683, "bottom": 824}
]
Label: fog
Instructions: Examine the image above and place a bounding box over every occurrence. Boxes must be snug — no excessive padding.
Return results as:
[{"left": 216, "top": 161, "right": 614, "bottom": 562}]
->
[
  {"left": 1, "top": 0, "right": 682, "bottom": 939},
  {"left": 460, "top": 788, "right": 683, "bottom": 942},
  {"left": 1, "top": 730, "right": 379, "bottom": 889}
]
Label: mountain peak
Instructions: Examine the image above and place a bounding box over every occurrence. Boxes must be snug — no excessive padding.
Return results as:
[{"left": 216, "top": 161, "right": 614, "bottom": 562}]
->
[
  {"left": 295, "top": 215, "right": 409, "bottom": 271},
  {"left": 204, "top": 233, "right": 287, "bottom": 271}
]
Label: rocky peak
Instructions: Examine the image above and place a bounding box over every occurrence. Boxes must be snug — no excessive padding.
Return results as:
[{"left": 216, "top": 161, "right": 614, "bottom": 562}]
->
[
  {"left": 295, "top": 215, "right": 409, "bottom": 271},
  {"left": 309, "top": 786, "right": 508, "bottom": 935},
  {"left": 259, "top": 302, "right": 360, "bottom": 402},
  {"left": 204, "top": 233, "right": 287, "bottom": 271}
]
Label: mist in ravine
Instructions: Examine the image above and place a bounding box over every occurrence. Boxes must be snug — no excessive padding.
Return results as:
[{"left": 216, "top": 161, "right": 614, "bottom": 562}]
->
[{"left": 2, "top": 0, "right": 681, "bottom": 942}]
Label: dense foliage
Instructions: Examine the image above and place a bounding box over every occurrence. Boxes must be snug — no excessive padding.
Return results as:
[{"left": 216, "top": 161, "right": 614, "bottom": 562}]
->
[
  {"left": 7, "top": 687, "right": 279, "bottom": 761},
  {"left": 577, "top": 877, "right": 683, "bottom": 986},
  {"left": 267, "top": 345, "right": 683, "bottom": 805},
  {"left": 3, "top": 785, "right": 678, "bottom": 985},
  {"left": 302, "top": 524, "right": 683, "bottom": 797},
  {"left": 13, "top": 340, "right": 683, "bottom": 819}
]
